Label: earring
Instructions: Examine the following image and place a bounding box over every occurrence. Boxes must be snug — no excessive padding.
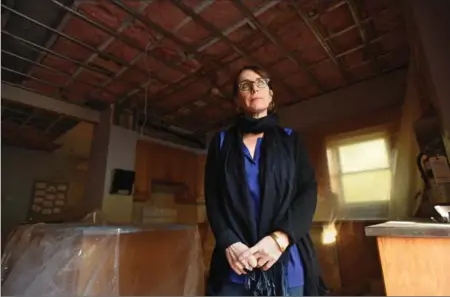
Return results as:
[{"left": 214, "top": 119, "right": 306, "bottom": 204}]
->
[{"left": 236, "top": 106, "right": 242, "bottom": 113}]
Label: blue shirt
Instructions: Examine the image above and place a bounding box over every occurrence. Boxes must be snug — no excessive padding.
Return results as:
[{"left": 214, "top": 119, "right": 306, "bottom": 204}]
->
[{"left": 224, "top": 129, "right": 304, "bottom": 288}]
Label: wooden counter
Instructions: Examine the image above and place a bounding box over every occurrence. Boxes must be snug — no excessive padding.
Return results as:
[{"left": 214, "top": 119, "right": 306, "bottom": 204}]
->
[
  {"left": 2, "top": 223, "right": 204, "bottom": 296},
  {"left": 366, "top": 221, "right": 450, "bottom": 296}
]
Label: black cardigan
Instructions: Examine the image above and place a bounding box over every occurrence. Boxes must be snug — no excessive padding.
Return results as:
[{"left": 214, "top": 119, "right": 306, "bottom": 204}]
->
[{"left": 204, "top": 129, "right": 328, "bottom": 296}]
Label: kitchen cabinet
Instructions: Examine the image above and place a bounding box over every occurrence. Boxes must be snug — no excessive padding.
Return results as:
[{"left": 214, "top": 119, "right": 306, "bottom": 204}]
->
[
  {"left": 134, "top": 140, "right": 205, "bottom": 203},
  {"left": 134, "top": 141, "right": 149, "bottom": 200},
  {"left": 195, "top": 154, "right": 206, "bottom": 201}
]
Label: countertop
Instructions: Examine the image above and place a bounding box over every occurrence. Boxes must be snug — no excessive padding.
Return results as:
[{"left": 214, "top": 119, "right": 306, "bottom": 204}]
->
[{"left": 365, "top": 221, "right": 450, "bottom": 238}]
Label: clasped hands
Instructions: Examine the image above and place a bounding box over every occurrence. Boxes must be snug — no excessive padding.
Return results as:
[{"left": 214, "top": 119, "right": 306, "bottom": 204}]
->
[{"left": 225, "top": 232, "right": 289, "bottom": 275}]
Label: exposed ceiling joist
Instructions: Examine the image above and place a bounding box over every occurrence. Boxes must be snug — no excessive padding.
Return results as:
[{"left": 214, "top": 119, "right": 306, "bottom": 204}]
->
[
  {"left": 290, "top": 1, "right": 351, "bottom": 82},
  {"left": 109, "top": 0, "right": 234, "bottom": 110},
  {"left": 233, "top": 0, "right": 325, "bottom": 95},
  {"left": 172, "top": 1, "right": 301, "bottom": 101},
  {"left": 1, "top": 0, "right": 409, "bottom": 143},
  {"left": 346, "top": 0, "right": 381, "bottom": 73},
  {"left": 135, "top": 0, "right": 283, "bottom": 109}
]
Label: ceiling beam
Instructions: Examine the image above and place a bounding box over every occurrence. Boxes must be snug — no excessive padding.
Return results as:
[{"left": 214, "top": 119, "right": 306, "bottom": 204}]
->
[
  {"left": 289, "top": 1, "right": 351, "bottom": 82},
  {"left": 346, "top": 0, "right": 381, "bottom": 73},
  {"left": 110, "top": 0, "right": 231, "bottom": 105},
  {"left": 50, "top": 0, "right": 169, "bottom": 101},
  {"left": 27, "top": 0, "right": 77, "bottom": 77},
  {"left": 1, "top": 83, "right": 100, "bottom": 123},
  {"left": 1, "top": 4, "right": 132, "bottom": 71},
  {"left": 123, "top": 0, "right": 282, "bottom": 107},
  {"left": 172, "top": 1, "right": 301, "bottom": 102},
  {"left": 233, "top": 0, "right": 325, "bottom": 94},
  {"left": 163, "top": 7, "right": 394, "bottom": 119},
  {"left": 1, "top": 49, "right": 118, "bottom": 98}
]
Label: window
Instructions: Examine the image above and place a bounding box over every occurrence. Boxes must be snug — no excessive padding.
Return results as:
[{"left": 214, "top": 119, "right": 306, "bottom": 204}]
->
[{"left": 326, "top": 131, "right": 392, "bottom": 206}]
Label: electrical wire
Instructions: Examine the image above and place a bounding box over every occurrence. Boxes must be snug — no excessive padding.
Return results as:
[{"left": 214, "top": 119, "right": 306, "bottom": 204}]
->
[
  {"left": 140, "top": 39, "right": 151, "bottom": 135},
  {"left": 139, "top": 17, "right": 158, "bottom": 136}
]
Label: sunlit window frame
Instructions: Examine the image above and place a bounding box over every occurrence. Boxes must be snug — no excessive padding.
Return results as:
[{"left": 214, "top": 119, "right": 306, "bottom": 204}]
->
[{"left": 326, "top": 128, "right": 393, "bottom": 208}]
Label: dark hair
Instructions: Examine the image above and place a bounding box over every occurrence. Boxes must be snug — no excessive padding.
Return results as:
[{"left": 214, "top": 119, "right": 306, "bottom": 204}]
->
[{"left": 232, "top": 65, "right": 273, "bottom": 98}]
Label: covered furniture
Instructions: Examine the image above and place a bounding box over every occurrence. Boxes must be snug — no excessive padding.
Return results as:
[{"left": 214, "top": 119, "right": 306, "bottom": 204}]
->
[{"left": 2, "top": 223, "right": 204, "bottom": 296}]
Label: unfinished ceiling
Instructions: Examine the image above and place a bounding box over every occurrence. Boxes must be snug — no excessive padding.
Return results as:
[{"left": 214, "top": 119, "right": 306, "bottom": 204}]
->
[
  {"left": 1, "top": 99, "right": 79, "bottom": 151},
  {"left": 1, "top": 0, "right": 409, "bottom": 149}
]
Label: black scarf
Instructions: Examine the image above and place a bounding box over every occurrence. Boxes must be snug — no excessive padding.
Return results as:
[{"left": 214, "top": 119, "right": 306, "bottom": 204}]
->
[
  {"left": 219, "top": 113, "right": 298, "bottom": 296},
  {"left": 236, "top": 113, "right": 279, "bottom": 134}
]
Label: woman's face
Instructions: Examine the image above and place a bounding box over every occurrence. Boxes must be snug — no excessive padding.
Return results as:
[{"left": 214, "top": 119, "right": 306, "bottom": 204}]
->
[{"left": 235, "top": 69, "right": 273, "bottom": 117}]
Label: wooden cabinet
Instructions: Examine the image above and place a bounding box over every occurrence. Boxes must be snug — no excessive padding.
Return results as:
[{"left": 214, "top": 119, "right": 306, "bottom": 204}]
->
[
  {"left": 134, "top": 140, "right": 206, "bottom": 203},
  {"left": 134, "top": 141, "right": 150, "bottom": 200},
  {"left": 195, "top": 154, "right": 206, "bottom": 201},
  {"left": 367, "top": 222, "right": 450, "bottom": 296}
]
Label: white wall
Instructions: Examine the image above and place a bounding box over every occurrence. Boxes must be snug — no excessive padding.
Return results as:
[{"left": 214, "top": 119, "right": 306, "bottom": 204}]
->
[
  {"left": 103, "top": 125, "right": 138, "bottom": 196},
  {"left": 1, "top": 146, "right": 83, "bottom": 243}
]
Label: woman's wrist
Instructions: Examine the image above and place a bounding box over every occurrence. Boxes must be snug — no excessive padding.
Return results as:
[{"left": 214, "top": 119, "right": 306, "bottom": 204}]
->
[{"left": 270, "top": 231, "right": 290, "bottom": 252}]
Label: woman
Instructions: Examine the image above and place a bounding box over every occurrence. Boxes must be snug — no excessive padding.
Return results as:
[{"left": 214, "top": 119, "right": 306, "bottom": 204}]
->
[{"left": 204, "top": 65, "right": 327, "bottom": 296}]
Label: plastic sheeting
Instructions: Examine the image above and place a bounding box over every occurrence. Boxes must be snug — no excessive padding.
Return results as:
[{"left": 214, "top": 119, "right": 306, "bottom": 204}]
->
[{"left": 1, "top": 222, "right": 204, "bottom": 296}]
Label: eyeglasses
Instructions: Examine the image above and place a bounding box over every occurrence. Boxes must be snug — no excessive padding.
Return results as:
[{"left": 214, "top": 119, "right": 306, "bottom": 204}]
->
[{"left": 238, "top": 77, "right": 270, "bottom": 92}]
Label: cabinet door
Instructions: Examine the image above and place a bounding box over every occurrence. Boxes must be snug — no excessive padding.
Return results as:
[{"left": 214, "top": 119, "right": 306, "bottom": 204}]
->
[
  {"left": 194, "top": 154, "right": 206, "bottom": 202},
  {"left": 134, "top": 141, "right": 149, "bottom": 201},
  {"left": 150, "top": 143, "right": 169, "bottom": 181},
  {"left": 184, "top": 153, "right": 197, "bottom": 201},
  {"left": 169, "top": 148, "right": 184, "bottom": 182}
]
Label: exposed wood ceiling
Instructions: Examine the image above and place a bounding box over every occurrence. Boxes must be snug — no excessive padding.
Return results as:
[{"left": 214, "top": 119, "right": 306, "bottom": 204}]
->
[
  {"left": 1, "top": 99, "right": 79, "bottom": 151},
  {"left": 1, "top": 0, "right": 409, "bottom": 150}
]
